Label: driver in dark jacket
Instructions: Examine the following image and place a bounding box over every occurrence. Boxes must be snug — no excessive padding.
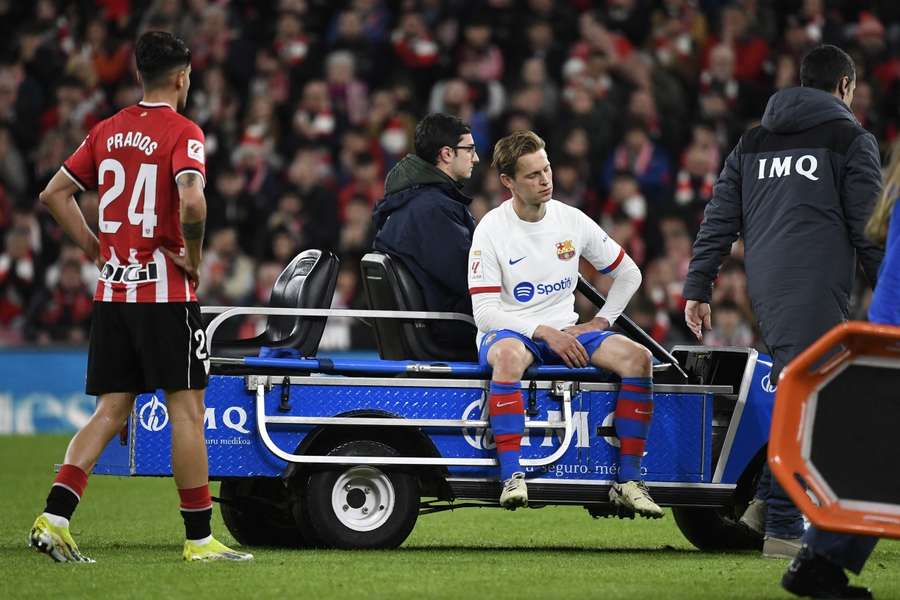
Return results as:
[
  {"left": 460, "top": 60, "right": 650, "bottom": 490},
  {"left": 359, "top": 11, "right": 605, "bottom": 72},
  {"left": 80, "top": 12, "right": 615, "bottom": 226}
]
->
[
  {"left": 683, "top": 45, "right": 883, "bottom": 570},
  {"left": 372, "top": 113, "right": 479, "bottom": 354}
]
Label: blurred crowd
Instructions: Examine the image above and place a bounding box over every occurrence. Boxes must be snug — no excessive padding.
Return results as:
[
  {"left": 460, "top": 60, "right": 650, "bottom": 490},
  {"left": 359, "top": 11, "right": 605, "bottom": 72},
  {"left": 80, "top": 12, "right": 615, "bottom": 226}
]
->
[{"left": 0, "top": 0, "right": 898, "bottom": 351}]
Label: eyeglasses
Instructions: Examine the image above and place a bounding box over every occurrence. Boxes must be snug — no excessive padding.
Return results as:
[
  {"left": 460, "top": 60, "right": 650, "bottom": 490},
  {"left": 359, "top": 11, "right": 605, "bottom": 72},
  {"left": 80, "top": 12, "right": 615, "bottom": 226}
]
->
[{"left": 450, "top": 144, "right": 477, "bottom": 154}]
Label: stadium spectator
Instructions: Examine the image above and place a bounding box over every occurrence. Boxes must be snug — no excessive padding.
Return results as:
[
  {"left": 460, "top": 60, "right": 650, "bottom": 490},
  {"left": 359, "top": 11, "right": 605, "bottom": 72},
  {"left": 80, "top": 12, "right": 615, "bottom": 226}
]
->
[
  {"left": 25, "top": 258, "right": 93, "bottom": 344},
  {"left": 602, "top": 121, "right": 672, "bottom": 202},
  {"left": 325, "top": 50, "right": 368, "bottom": 127},
  {"left": 704, "top": 299, "right": 754, "bottom": 348},
  {"left": 337, "top": 152, "right": 383, "bottom": 219},
  {"left": 704, "top": 5, "right": 769, "bottom": 84},
  {"left": 198, "top": 227, "right": 255, "bottom": 306},
  {"left": 0, "top": 225, "right": 38, "bottom": 334}
]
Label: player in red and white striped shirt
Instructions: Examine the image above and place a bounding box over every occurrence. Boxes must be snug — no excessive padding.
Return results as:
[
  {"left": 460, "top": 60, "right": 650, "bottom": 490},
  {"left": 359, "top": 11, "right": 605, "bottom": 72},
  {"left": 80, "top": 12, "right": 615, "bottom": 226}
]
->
[{"left": 29, "top": 31, "right": 251, "bottom": 563}]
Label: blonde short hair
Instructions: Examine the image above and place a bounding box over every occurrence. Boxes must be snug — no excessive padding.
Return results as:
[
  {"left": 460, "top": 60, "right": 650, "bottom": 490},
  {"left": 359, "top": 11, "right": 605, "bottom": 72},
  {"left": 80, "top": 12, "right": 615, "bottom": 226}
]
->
[{"left": 491, "top": 130, "right": 546, "bottom": 178}]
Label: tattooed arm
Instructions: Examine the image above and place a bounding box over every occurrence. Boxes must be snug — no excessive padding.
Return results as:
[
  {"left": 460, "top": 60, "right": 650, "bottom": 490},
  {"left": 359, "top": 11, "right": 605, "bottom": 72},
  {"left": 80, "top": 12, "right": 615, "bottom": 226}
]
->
[{"left": 164, "top": 171, "right": 207, "bottom": 285}]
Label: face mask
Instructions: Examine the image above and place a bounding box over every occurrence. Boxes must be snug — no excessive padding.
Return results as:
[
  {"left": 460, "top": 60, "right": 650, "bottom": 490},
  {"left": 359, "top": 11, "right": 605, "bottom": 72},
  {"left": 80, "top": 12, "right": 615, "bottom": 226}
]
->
[
  {"left": 623, "top": 194, "right": 647, "bottom": 221},
  {"left": 380, "top": 129, "right": 407, "bottom": 154}
]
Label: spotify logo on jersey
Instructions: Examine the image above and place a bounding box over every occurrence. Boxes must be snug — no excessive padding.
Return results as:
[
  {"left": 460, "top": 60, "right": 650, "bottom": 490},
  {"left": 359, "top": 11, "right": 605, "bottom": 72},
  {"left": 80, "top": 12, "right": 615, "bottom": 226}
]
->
[{"left": 514, "top": 282, "right": 535, "bottom": 302}]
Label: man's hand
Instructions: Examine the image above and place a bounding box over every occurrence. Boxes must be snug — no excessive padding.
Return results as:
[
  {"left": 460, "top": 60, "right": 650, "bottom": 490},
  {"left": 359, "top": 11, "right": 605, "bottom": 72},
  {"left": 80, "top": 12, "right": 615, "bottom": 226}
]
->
[
  {"left": 684, "top": 300, "right": 712, "bottom": 342},
  {"left": 533, "top": 325, "right": 590, "bottom": 368},
  {"left": 563, "top": 316, "right": 610, "bottom": 338},
  {"left": 161, "top": 247, "right": 200, "bottom": 287}
]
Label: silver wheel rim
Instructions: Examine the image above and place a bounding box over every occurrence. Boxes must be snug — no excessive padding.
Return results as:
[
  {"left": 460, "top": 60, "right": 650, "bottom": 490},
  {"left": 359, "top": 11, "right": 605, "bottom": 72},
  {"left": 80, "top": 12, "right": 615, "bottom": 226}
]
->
[{"left": 331, "top": 466, "right": 395, "bottom": 532}]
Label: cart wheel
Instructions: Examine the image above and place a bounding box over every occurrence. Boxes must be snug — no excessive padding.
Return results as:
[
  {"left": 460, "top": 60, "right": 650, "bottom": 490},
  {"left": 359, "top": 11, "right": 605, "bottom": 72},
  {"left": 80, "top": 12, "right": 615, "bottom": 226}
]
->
[
  {"left": 219, "top": 478, "right": 308, "bottom": 547},
  {"left": 672, "top": 506, "right": 762, "bottom": 551},
  {"left": 303, "top": 440, "right": 419, "bottom": 549},
  {"left": 672, "top": 456, "right": 764, "bottom": 551}
]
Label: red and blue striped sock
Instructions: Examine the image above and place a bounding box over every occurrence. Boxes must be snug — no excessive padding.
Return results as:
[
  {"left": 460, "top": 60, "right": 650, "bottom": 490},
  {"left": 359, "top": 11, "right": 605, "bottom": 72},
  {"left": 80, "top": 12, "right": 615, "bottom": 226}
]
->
[
  {"left": 488, "top": 380, "right": 524, "bottom": 481},
  {"left": 614, "top": 376, "right": 653, "bottom": 482}
]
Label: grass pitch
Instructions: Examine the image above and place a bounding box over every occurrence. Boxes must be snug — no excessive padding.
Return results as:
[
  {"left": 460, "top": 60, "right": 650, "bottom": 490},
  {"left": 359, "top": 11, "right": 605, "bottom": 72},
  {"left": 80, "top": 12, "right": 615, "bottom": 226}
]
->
[{"left": 1, "top": 436, "right": 898, "bottom": 599}]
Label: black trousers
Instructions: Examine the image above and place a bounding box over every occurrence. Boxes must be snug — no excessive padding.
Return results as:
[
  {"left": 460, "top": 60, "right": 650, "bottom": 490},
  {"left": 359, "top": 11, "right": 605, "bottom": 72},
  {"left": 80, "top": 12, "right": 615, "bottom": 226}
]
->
[{"left": 753, "top": 296, "right": 848, "bottom": 538}]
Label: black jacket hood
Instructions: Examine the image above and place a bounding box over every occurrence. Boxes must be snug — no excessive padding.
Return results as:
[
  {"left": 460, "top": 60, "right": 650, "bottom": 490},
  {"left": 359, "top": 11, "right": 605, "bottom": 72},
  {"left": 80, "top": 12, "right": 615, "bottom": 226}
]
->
[
  {"left": 373, "top": 154, "right": 470, "bottom": 229},
  {"left": 761, "top": 87, "right": 856, "bottom": 134}
]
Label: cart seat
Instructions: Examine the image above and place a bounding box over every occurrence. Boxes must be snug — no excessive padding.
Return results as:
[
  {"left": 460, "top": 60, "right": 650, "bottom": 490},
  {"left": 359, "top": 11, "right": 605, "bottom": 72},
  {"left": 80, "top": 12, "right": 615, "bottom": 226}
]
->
[
  {"left": 360, "top": 252, "right": 477, "bottom": 362},
  {"left": 212, "top": 249, "right": 339, "bottom": 358}
]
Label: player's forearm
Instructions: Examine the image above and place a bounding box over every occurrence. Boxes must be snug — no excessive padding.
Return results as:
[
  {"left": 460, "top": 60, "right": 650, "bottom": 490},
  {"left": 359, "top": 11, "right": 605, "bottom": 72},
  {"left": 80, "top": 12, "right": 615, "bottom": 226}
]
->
[
  {"left": 178, "top": 180, "right": 207, "bottom": 270},
  {"left": 596, "top": 258, "right": 642, "bottom": 325},
  {"left": 40, "top": 191, "right": 100, "bottom": 262}
]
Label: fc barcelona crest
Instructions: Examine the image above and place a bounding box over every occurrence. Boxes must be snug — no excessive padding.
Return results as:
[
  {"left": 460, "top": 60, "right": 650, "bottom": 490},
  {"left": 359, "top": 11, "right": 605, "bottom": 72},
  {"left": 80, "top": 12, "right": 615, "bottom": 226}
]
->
[{"left": 556, "top": 240, "right": 575, "bottom": 260}]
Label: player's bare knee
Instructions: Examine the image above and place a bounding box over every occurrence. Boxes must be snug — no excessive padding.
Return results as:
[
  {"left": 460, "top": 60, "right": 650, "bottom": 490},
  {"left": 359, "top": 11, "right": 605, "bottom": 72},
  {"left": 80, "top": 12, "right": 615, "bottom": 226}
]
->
[
  {"left": 94, "top": 405, "right": 130, "bottom": 430},
  {"left": 621, "top": 345, "right": 652, "bottom": 377},
  {"left": 490, "top": 343, "right": 528, "bottom": 380},
  {"left": 166, "top": 391, "right": 206, "bottom": 425}
]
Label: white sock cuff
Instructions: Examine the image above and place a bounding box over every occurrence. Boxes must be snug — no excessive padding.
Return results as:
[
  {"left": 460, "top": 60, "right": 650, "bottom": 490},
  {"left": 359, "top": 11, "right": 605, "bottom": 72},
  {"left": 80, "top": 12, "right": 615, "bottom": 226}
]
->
[
  {"left": 188, "top": 534, "right": 213, "bottom": 546},
  {"left": 42, "top": 513, "right": 70, "bottom": 529}
]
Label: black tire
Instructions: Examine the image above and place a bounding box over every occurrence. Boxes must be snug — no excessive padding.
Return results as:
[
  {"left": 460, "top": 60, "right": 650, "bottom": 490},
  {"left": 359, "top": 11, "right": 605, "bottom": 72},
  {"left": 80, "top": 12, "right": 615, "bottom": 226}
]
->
[
  {"left": 672, "top": 453, "right": 765, "bottom": 552},
  {"left": 302, "top": 440, "right": 419, "bottom": 549},
  {"left": 672, "top": 506, "right": 762, "bottom": 551},
  {"left": 219, "top": 478, "right": 308, "bottom": 547}
]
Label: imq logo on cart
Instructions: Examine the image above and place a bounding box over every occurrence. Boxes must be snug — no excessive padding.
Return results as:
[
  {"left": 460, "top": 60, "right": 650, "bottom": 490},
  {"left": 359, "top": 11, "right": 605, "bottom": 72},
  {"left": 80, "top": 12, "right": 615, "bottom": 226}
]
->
[{"left": 137, "top": 397, "right": 250, "bottom": 434}]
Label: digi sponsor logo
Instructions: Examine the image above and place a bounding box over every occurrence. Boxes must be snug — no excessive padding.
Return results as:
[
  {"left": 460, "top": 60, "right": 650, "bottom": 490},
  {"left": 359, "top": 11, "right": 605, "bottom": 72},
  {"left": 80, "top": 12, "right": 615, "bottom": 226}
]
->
[
  {"left": 139, "top": 395, "right": 169, "bottom": 431},
  {"left": 513, "top": 282, "right": 535, "bottom": 302}
]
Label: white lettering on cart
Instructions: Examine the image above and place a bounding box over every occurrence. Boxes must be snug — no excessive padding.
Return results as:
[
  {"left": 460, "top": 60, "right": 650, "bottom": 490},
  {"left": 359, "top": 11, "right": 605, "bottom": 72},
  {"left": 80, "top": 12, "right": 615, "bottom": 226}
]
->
[
  {"left": 223, "top": 407, "right": 249, "bottom": 433},
  {"left": 537, "top": 410, "right": 590, "bottom": 449},
  {"left": 460, "top": 398, "right": 590, "bottom": 450},
  {"left": 203, "top": 406, "right": 250, "bottom": 434}
]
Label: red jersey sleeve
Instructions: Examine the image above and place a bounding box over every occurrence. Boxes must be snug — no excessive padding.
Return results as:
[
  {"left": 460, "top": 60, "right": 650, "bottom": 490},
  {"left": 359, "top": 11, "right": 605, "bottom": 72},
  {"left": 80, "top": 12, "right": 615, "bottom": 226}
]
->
[
  {"left": 61, "top": 132, "right": 98, "bottom": 191},
  {"left": 171, "top": 122, "right": 206, "bottom": 187}
]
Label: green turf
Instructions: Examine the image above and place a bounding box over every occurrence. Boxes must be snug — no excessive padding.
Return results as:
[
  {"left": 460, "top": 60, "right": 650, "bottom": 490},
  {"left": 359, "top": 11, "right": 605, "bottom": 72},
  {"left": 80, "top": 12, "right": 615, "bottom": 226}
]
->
[{"left": 1, "top": 436, "right": 898, "bottom": 599}]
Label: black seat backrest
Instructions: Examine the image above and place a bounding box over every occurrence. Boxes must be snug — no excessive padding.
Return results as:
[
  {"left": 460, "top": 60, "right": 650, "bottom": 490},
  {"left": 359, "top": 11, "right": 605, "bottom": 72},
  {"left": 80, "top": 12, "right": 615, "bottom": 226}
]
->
[
  {"left": 265, "top": 249, "right": 340, "bottom": 356},
  {"left": 360, "top": 252, "right": 476, "bottom": 361}
]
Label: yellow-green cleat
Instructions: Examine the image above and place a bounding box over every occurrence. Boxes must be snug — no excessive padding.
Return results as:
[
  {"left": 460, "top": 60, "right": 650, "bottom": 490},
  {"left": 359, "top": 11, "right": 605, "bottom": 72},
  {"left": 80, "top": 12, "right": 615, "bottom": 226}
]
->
[
  {"left": 183, "top": 537, "right": 253, "bottom": 562},
  {"left": 29, "top": 514, "right": 95, "bottom": 563}
]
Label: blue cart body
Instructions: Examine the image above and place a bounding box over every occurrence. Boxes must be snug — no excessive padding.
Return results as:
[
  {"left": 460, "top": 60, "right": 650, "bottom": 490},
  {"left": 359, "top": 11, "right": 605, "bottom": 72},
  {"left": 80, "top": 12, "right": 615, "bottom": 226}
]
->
[{"left": 96, "top": 350, "right": 774, "bottom": 499}]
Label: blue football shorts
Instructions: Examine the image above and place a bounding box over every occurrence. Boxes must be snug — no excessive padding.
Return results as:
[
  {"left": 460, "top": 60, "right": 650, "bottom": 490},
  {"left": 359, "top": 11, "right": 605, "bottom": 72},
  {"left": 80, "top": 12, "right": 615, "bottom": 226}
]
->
[{"left": 478, "top": 328, "right": 618, "bottom": 368}]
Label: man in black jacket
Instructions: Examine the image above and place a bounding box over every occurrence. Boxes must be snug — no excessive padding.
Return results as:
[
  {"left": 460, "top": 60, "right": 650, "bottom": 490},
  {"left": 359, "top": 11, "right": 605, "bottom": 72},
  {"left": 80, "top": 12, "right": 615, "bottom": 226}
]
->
[
  {"left": 682, "top": 44, "right": 882, "bottom": 589},
  {"left": 372, "top": 113, "right": 479, "bottom": 355}
]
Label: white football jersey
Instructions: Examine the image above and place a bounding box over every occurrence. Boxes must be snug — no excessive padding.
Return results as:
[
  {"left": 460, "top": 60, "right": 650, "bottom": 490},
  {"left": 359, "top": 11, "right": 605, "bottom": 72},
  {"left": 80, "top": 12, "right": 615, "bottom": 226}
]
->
[{"left": 468, "top": 199, "right": 627, "bottom": 345}]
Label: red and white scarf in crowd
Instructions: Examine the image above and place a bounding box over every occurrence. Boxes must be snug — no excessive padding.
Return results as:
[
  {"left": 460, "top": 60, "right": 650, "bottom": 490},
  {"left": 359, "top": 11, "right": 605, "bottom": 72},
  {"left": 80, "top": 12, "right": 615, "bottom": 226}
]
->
[
  {"left": 675, "top": 170, "right": 715, "bottom": 205},
  {"left": 614, "top": 143, "right": 653, "bottom": 177}
]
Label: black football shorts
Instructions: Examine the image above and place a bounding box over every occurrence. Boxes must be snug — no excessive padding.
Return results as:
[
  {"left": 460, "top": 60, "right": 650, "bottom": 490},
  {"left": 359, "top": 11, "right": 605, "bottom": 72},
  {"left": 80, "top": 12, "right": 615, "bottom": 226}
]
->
[{"left": 86, "top": 301, "right": 210, "bottom": 396}]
